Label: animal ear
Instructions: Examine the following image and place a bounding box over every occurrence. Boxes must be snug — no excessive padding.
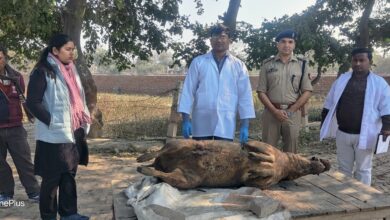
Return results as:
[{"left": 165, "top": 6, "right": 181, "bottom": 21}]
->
[{"left": 310, "top": 156, "right": 319, "bottom": 161}]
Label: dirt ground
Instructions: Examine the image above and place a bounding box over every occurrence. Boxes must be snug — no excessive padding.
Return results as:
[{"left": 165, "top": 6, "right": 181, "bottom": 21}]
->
[
  {"left": 1, "top": 124, "right": 390, "bottom": 220},
  {"left": 0, "top": 124, "right": 161, "bottom": 220}
]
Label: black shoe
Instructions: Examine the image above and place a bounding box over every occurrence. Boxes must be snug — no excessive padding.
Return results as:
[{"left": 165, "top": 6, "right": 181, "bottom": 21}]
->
[
  {"left": 60, "top": 213, "right": 89, "bottom": 220},
  {"left": 0, "top": 194, "right": 13, "bottom": 207},
  {"left": 28, "top": 192, "right": 40, "bottom": 203}
]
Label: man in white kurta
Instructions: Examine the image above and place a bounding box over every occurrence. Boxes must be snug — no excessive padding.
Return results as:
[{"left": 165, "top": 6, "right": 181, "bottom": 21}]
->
[
  {"left": 320, "top": 48, "right": 390, "bottom": 185},
  {"left": 178, "top": 24, "right": 255, "bottom": 142}
]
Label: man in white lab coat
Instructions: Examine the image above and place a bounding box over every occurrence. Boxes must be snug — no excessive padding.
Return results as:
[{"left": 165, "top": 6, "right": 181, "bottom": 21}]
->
[
  {"left": 320, "top": 48, "right": 390, "bottom": 185},
  {"left": 178, "top": 23, "right": 255, "bottom": 143}
]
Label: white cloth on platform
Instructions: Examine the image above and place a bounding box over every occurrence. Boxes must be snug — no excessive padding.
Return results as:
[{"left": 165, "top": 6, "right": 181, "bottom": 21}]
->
[{"left": 124, "top": 176, "right": 290, "bottom": 220}]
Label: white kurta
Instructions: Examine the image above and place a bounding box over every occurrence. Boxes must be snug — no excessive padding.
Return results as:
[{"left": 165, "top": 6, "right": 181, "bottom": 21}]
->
[
  {"left": 320, "top": 72, "right": 390, "bottom": 149},
  {"left": 178, "top": 52, "right": 255, "bottom": 139}
]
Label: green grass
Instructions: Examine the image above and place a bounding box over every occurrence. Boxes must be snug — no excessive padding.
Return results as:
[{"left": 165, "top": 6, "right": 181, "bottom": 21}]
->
[
  {"left": 97, "top": 93, "right": 172, "bottom": 139},
  {"left": 98, "top": 92, "right": 325, "bottom": 139},
  {"left": 96, "top": 92, "right": 335, "bottom": 155}
]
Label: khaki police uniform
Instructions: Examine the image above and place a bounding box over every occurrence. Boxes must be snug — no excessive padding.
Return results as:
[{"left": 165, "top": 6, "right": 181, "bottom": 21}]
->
[{"left": 257, "top": 54, "right": 312, "bottom": 153}]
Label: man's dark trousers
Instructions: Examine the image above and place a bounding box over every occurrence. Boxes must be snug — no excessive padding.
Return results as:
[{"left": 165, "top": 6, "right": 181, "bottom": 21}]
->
[{"left": 0, "top": 126, "right": 40, "bottom": 197}]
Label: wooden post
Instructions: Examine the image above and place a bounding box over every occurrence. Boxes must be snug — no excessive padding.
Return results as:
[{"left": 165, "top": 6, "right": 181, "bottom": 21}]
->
[
  {"left": 166, "top": 81, "right": 183, "bottom": 140},
  {"left": 301, "top": 103, "right": 309, "bottom": 132}
]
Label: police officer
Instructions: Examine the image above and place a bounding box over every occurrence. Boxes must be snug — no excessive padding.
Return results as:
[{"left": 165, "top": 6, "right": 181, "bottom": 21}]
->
[{"left": 257, "top": 30, "right": 313, "bottom": 153}]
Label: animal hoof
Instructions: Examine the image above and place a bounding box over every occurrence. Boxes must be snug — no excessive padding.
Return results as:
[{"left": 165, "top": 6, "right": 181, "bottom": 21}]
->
[{"left": 137, "top": 166, "right": 155, "bottom": 176}]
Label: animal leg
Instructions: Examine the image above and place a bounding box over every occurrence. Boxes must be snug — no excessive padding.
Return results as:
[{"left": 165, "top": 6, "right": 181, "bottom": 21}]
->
[
  {"left": 248, "top": 152, "right": 274, "bottom": 163},
  {"left": 247, "top": 162, "right": 273, "bottom": 179},
  {"left": 137, "top": 166, "right": 202, "bottom": 189},
  {"left": 137, "top": 140, "right": 190, "bottom": 162},
  {"left": 244, "top": 141, "right": 273, "bottom": 155},
  {"left": 246, "top": 176, "right": 275, "bottom": 190},
  {"left": 137, "top": 151, "right": 161, "bottom": 162},
  {"left": 245, "top": 163, "right": 276, "bottom": 189}
]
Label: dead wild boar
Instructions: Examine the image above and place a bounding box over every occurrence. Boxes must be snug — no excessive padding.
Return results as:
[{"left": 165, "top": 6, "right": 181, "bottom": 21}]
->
[{"left": 137, "top": 139, "right": 330, "bottom": 189}]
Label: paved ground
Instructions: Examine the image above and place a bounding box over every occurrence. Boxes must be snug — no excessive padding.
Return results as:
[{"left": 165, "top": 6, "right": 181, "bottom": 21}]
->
[
  {"left": 0, "top": 124, "right": 158, "bottom": 220},
  {"left": 1, "top": 124, "right": 390, "bottom": 220}
]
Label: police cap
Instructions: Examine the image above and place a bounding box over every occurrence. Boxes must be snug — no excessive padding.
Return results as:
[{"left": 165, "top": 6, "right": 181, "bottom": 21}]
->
[{"left": 275, "top": 30, "right": 297, "bottom": 42}]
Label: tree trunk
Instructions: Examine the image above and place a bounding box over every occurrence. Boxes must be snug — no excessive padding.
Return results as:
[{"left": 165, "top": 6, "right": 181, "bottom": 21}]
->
[
  {"left": 222, "top": 0, "right": 241, "bottom": 33},
  {"left": 337, "top": 62, "right": 350, "bottom": 77},
  {"left": 356, "top": 0, "right": 375, "bottom": 47},
  {"left": 311, "top": 66, "right": 322, "bottom": 85},
  {"left": 62, "top": 0, "right": 103, "bottom": 137}
]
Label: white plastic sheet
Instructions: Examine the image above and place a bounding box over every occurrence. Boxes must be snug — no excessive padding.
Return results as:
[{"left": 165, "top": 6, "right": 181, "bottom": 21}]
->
[{"left": 125, "top": 177, "right": 291, "bottom": 220}]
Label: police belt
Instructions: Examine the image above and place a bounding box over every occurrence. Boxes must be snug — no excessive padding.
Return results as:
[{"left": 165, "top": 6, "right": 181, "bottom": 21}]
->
[{"left": 271, "top": 103, "right": 294, "bottom": 110}]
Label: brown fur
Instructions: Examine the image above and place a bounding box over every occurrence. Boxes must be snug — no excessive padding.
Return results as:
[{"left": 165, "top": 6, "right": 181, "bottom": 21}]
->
[{"left": 137, "top": 140, "right": 330, "bottom": 189}]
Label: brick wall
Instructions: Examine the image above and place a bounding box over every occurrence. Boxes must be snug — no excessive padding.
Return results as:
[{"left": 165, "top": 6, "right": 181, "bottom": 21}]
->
[
  {"left": 92, "top": 74, "right": 390, "bottom": 96},
  {"left": 93, "top": 75, "right": 186, "bottom": 95},
  {"left": 23, "top": 74, "right": 390, "bottom": 96}
]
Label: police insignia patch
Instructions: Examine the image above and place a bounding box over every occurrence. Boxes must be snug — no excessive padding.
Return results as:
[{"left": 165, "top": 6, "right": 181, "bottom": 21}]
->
[{"left": 266, "top": 67, "right": 278, "bottom": 74}]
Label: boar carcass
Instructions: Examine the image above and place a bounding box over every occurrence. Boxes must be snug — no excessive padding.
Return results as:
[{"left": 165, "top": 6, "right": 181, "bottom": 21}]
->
[{"left": 137, "top": 140, "right": 330, "bottom": 189}]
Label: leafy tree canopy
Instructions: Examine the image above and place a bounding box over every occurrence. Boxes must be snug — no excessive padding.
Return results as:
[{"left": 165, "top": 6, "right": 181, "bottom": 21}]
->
[
  {"left": 0, "top": 0, "right": 189, "bottom": 71},
  {"left": 0, "top": 0, "right": 193, "bottom": 135},
  {"left": 172, "top": 0, "right": 389, "bottom": 84},
  {"left": 1, "top": 0, "right": 388, "bottom": 77}
]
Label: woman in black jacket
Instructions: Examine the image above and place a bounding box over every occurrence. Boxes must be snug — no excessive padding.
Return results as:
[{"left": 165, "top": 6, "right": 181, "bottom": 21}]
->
[{"left": 26, "top": 34, "right": 90, "bottom": 220}]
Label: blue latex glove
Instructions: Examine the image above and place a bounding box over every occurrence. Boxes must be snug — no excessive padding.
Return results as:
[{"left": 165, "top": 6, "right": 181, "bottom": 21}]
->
[
  {"left": 181, "top": 113, "right": 192, "bottom": 139},
  {"left": 239, "top": 119, "right": 249, "bottom": 144}
]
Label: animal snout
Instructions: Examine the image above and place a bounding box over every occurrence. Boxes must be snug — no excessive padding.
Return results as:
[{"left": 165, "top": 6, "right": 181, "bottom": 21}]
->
[
  {"left": 320, "top": 159, "right": 331, "bottom": 171},
  {"left": 310, "top": 157, "right": 331, "bottom": 174}
]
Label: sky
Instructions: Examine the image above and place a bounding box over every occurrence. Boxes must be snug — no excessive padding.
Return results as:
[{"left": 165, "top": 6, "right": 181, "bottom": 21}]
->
[
  {"left": 180, "top": 0, "right": 316, "bottom": 28},
  {"left": 177, "top": 0, "right": 316, "bottom": 44}
]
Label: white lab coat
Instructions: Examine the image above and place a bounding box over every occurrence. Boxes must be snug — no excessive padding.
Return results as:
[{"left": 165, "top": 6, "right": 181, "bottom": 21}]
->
[
  {"left": 178, "top": 52, "right": 255, "bottom": 139},
  {"left": 320, "top": 72, "right": 390, "bottom": 149}
]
